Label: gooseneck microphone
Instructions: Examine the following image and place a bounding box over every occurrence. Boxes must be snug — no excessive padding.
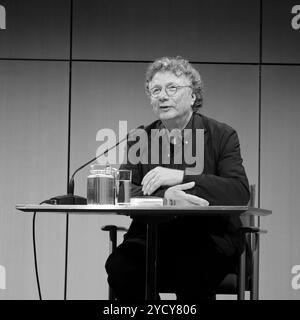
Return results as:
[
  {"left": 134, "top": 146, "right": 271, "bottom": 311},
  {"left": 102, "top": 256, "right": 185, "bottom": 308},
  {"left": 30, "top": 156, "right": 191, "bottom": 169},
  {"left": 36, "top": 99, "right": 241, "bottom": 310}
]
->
[{"left": 43, "top": 125, "right": 144, "bottom": 205}]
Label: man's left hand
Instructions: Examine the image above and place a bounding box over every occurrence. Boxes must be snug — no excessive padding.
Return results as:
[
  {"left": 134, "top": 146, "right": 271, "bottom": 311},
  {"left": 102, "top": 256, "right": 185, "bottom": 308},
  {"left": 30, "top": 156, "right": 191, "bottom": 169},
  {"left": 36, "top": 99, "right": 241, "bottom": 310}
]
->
[
  {"left": 164, "top": 182, "right": 209, "bottom": 206},
  {"left": 141, "top": 166, "right": 184, "bottom": 195}
]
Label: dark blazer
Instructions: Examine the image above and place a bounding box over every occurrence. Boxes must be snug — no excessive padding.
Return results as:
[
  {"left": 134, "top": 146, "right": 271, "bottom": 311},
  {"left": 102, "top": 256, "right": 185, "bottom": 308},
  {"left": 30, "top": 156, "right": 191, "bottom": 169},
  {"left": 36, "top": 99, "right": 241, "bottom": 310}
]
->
[{"left": 120, "top": 111, "right": 250, "bottom": 256}]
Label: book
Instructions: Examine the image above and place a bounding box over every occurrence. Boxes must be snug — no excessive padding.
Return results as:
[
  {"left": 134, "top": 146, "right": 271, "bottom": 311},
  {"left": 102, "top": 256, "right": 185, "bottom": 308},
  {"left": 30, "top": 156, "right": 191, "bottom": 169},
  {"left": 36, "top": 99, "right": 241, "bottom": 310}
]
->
[{"left": 130, "top": 197, "right": 176, "bottom": 206}]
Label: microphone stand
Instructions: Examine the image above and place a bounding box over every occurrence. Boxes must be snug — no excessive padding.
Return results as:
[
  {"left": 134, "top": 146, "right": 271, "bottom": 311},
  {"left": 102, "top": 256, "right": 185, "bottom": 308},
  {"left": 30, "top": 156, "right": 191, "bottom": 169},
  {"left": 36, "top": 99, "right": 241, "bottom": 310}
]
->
[{"left": 42, "top": 126, "right": 143, "bottom": 205}]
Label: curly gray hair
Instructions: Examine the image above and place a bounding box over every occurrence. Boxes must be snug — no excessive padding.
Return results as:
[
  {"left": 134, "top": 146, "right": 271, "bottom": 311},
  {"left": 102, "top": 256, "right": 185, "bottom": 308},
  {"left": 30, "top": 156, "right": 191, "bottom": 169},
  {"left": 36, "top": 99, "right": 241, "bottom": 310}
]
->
[{"left": 145, "top": 56, "right": 204, "bottom": 111}]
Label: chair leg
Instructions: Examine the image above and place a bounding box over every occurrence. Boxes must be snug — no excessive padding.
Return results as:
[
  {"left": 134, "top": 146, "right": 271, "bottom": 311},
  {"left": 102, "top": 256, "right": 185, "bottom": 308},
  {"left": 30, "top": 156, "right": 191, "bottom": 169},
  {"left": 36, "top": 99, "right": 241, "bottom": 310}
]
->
[
  {"left": 238, "top": 248, "right": 246, "bottom": 300},
  {"left": 250, "top": 233, "right": 260, "bottom": 300}
]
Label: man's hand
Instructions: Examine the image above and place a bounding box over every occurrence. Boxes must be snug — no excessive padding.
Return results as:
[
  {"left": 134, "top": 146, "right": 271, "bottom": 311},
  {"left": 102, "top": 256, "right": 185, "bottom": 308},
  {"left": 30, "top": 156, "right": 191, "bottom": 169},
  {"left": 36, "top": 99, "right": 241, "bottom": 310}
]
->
[
  {"left": 141, "top": 166, "right": 184, "bottom": 195},
  {"left": 164, "top": 182, "right": 209, "bottom": 206}
]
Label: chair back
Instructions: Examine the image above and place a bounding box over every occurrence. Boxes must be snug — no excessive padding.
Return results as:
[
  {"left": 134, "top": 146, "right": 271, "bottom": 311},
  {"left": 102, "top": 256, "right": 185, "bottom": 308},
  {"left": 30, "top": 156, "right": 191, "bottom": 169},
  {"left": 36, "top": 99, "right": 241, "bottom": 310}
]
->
[{"left": 241, "top": 184, "right": 256, "bottom": 227}]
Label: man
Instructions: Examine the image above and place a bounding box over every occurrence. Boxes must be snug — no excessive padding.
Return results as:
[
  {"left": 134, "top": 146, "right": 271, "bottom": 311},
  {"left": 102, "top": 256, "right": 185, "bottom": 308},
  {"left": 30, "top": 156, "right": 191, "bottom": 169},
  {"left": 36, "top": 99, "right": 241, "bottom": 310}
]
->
[{"left": 105, "top": 56, "right": 250, "bottom": 300}]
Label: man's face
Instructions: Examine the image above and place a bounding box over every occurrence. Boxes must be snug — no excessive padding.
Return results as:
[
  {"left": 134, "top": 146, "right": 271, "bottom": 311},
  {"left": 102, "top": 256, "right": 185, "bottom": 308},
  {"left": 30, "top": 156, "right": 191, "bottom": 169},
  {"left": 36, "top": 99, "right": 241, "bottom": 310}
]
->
[{"left": 148, "top": 71, "right": 195, "bottom": 123}]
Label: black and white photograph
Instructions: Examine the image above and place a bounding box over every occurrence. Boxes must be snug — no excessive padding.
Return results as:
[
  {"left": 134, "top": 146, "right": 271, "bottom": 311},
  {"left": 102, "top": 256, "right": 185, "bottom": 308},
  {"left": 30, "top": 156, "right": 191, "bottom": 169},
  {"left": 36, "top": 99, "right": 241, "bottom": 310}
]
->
[{"left": 0, "top": 0, "right": 299, "bottom": 308}]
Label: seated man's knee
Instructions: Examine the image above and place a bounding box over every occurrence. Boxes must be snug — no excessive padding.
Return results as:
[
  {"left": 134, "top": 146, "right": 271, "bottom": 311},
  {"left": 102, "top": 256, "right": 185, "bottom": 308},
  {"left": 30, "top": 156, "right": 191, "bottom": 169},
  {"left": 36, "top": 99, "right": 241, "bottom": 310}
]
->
[
  {"left": 105, "top": 250, "right": 129, "bottom": 285},
  {"left": 105, "top": 243, "right": 146, "bottom": 299},
  {"left": 105, "top": 243, "right": 145, "bottom": 286}
]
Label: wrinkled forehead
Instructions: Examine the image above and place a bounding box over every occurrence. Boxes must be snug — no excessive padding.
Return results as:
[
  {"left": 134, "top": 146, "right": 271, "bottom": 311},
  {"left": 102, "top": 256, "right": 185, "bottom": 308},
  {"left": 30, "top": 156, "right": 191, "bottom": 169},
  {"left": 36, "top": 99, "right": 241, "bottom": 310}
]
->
[{"left": 149, "top": 71, "right": 191, "bottom": 87}]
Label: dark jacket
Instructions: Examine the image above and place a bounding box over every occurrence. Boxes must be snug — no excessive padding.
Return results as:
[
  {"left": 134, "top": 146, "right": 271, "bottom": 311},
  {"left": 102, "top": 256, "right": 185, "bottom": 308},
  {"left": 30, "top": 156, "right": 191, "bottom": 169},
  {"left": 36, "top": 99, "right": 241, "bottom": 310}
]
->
[{"left": 120, "top": 112, "right": 250, "bottom": 256}]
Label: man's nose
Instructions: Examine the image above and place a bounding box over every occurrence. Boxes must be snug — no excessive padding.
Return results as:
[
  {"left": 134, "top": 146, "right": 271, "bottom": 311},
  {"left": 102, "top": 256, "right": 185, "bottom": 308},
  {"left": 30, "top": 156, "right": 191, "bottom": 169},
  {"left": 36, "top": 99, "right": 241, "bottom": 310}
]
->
[{"left": 158, "top": 88, "right": 169, "bottom": 100}]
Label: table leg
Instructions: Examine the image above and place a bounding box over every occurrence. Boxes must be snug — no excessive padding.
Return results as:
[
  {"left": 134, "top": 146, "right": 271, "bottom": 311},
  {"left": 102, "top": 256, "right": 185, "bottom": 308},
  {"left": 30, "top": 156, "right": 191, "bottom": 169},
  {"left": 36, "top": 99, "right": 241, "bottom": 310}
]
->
[{"left": 145, "top": 222, "right": 158, "bottom": 300}]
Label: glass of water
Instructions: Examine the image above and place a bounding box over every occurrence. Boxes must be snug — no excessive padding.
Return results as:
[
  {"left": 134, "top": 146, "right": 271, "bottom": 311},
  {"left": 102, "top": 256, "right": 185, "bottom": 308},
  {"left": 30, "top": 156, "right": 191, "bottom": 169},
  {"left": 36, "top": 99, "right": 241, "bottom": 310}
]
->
[{"left": 115, "top": 170, "right": 132, "bottom": 205}]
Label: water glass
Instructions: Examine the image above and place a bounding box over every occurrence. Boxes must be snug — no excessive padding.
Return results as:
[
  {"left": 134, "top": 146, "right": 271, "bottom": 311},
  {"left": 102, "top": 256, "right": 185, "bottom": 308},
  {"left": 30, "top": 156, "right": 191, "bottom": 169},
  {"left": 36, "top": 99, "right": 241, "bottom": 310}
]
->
[{"left": 115, "top": 170, "right": 131, "bottom": 204}]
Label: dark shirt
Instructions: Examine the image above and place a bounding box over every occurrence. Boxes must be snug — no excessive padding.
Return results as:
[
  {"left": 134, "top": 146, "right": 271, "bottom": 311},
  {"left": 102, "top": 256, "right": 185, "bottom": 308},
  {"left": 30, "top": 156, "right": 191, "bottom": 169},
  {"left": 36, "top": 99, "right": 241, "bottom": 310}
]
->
[{"left": 120, "top": 111, "right": 250, "bottom": 256}]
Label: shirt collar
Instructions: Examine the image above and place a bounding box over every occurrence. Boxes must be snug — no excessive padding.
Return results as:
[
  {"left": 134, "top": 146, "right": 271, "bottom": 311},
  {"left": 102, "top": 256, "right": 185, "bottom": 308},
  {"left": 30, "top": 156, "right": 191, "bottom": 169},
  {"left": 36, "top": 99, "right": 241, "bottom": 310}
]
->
[{"left": 157, "top": 112, "right": 194, "bottom": 145}]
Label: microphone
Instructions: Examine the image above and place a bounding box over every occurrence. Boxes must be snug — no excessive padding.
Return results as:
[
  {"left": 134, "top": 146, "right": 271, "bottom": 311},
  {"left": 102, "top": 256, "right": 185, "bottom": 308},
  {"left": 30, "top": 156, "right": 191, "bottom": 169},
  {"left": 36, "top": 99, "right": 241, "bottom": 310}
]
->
[{"left": 42, "top": 125, "right": 145, "bottom": 205}]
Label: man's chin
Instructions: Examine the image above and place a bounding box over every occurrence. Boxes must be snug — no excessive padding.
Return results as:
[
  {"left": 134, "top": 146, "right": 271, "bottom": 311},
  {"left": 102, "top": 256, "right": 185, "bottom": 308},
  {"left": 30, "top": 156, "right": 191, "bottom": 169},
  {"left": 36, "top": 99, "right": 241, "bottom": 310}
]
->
[{"left": 157, "top": 110, "right": 176, "bottom": 120}]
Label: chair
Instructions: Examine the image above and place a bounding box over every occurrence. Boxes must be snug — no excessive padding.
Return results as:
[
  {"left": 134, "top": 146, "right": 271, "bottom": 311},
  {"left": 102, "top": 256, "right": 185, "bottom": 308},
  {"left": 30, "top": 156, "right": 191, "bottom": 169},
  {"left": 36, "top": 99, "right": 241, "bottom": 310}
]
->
[
  {"left": 216, "top": 184, "right": 267, "bottom": 300},
  {"left": 101, "top": 184, "right": 266, "bottom": 300},
  {"left": 101, "top": 225, "right": 127, "bottom": 300}
]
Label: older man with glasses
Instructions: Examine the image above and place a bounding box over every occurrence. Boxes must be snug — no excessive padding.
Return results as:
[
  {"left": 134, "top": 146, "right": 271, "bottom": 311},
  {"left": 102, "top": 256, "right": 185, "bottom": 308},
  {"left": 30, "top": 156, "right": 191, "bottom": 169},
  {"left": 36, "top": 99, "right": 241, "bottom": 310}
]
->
[{"left": 105, "top": 56, "right": 250, "bottom": 300}]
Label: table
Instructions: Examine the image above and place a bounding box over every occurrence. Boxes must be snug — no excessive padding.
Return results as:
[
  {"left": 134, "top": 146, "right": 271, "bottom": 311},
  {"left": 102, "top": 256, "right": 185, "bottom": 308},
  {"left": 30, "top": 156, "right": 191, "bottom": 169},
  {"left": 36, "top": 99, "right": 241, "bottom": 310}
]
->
[{"left": 16, "top": 204, "right": 271, "bottom": 300}]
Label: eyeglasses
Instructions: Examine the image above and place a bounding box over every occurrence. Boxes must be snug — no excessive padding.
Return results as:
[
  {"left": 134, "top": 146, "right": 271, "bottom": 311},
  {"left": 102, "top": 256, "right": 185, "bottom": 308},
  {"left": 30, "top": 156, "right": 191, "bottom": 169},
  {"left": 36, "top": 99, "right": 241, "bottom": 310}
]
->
[{"left": 149, "top": 84, "right": 192, "bottom": 98}]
